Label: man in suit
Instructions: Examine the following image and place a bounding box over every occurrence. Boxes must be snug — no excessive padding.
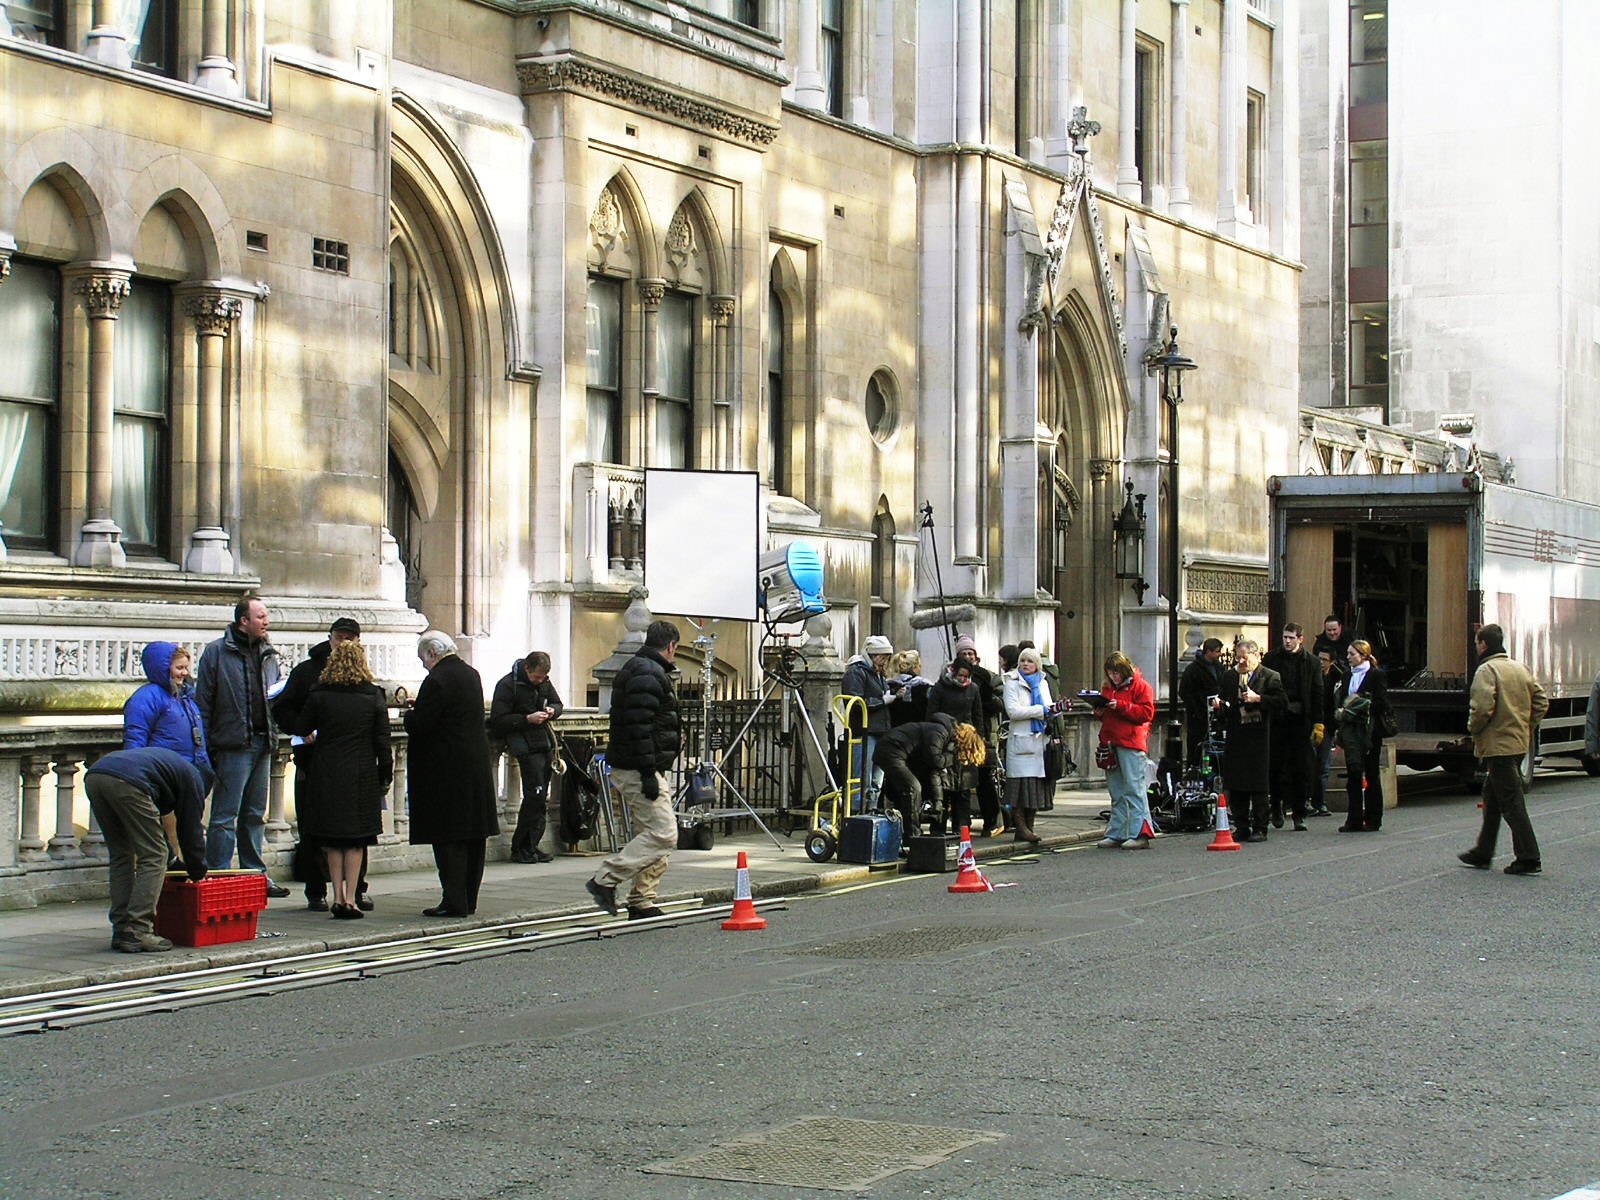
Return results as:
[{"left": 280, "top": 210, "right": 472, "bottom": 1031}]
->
[
  {"left": 1216, "top": 640, "right": 1288, "bottom": 843},
  {"left": 1262, "top": 623, "right": 1322, "bottom": 832}
]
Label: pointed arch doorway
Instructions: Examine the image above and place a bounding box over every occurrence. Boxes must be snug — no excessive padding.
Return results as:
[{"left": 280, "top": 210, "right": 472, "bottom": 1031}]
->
[{"left": 1039, "top": 298, "right": 1124, "bottom": 688}]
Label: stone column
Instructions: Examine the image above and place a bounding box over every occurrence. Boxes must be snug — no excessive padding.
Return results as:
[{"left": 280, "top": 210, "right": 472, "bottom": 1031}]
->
[
  {"left": 72, "top": 271, "right": 131, "bottom": 568},
  {"left": 47, "top": 753, "right": 82, "bottom": 859},
  {"left": 192, "top": 0, "right": 240, "bottom": 94},
  {"left": 1168, "top": 0, "right": 1193, "bottom": 220},
  {"left": 1115, "top": 0, "right": 1140, "bottom": 200},
  {"left": 183, "top": 293, "right": 240, "bottom": 573},
  {"left": 267, "top": 743, "right": 293, "bottom": 847},
  {"left": 83, "top": 0, "right": 131, "bottom": 68},
  {"left": 636, "top": 279, "right": 663, "bottom": 466},
  {"left": 18, "top": 758, "right": 49, "bottom": 862},
  {"left": 792, "top": 0, "right": 825, "bottom": 109},
  {"left": 953, "top": 0, "right": 982, "bottom": 565},
  {"left": 1045, "top": 0, "right": 1076, "bottom": 167},
  {"left": 709, "top": 295, "right": 735, "bottom": 470},
  {"left": 1217, "top": 0, "right": 1247, "bottom": 235}
]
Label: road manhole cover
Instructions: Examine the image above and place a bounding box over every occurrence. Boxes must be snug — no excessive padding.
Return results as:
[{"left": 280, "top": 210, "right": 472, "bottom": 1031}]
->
[
  {"left": 793, "top": 924, "right": 1037, "bottom": 960},
  {"left": 643, "top": 1116, "right": 1002, "bottom": 1192}
]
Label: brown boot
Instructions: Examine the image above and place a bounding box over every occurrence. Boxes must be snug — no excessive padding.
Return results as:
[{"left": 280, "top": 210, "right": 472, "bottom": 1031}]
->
[{"left": 1012, "top": 807, "right": 1042, "bottom": 844}]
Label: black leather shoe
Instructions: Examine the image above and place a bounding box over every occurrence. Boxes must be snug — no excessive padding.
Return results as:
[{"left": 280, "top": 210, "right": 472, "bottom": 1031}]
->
[
  {"left": 586, "top": 877, "right": 618, "bottom": 915},
  {"left": 332, "top": 903, "right": 364, "bottom": 920},
  {"left": 1458, "top": 850, "right": 1492, "bottom": 869},
  {"left": 533, "top": 850, "right": 554, "bottom": 863},
  {"left": 1292, "top": 821, "right": 1308, "bottom": 832},
  {"left": 264, "top": 881, "right": 291, "bottom": 899},
  {"left": 422, "top": 905, "right": 467, "bottom": 918},
  {"left": 1504, "top": 860, "right": 1542, "bottom": 876},
  {"left": 1244, "top": 833, "right": 1268, "bottom": 843},
  {"left": 1337, "top": 824, "right": 1363, "bottom": 833},
  {"left": 306, "top": 896, "right": 330, "bottom": 912},
  {"left": 509, "top": 851, "right": 538, "bottom": 864},
  {"left": 628, "top": 905, "right": 666, "bottom": 920},
  {"left": 354, "top": 892, "right": 374, "bottom": 912}
]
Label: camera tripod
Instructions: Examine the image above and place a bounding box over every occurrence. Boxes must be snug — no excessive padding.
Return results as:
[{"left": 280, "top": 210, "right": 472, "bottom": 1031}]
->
[{"left": 672, "top": 626, "right": 841, "bottom": 852}]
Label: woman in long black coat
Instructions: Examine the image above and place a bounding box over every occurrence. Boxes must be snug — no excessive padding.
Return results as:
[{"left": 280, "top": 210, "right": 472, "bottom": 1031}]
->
[
  {"left": 291, "top": 642, "right": 392, "bottom": 918},
  {"left": 1334, "top": 638, "right": 1390, "bottom": 832},
  {"left": 1217, "top": 640, "right": 1287, "bottom": 842},
  {"left": 404, "top": 632, "right": 500, "bottom": 917}
]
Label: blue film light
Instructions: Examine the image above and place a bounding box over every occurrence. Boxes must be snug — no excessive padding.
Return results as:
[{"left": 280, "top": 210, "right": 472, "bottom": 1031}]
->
[{"left": 758, "top": 540, "right": 826, "bottom": 621}]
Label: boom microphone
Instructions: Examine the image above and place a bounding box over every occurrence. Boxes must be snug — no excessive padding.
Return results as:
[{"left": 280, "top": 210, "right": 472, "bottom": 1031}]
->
[{"left": 908, "top": 602, "right": 979, "bottom": 631}]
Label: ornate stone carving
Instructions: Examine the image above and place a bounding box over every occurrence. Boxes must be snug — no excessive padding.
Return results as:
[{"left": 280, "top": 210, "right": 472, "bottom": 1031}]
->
[
  {"left": 1186, "top": 565, "right": 1269, "bottom": 616},
  {"left": 183, "top": 293, "right": 242, "bottom": 336},
  {"left": 1089, "top": 458, "right": 1115, "bottom": 483},
  {"left": 709, "top": 296, "right": 736, "bottom": 325},
  {"left": 518, "top": 59, "right": 779, "bottom": 147},
  {"left": 666, "top": 207, "right": 696, "bottom": 271},
  {"left": 638, "top": 279, "right": 665, "bottom": 310},
  {"left": 1067, "top": 105, "right": 1102, "bottom": 157},
  {"left": 591, "top": 187, "right": 625, "bottom": 268},
  {"left": 73, "top": 273, "right": 131, "bottom": 318}
]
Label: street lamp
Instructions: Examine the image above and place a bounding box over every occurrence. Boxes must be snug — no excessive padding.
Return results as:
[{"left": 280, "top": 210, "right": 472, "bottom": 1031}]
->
[
  {"left": 1112, "top": 481, "right": 1148, "bottom": 605},
  {"left": 1152, "top": 325, "right": 1198, "bottom": 768}
]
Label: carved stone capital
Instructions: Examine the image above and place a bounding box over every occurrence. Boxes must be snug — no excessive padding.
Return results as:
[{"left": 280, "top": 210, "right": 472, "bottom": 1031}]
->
[
  {"left": 183, "top": 293, "right": 243, "bottom": 336},
  {"left": 709, "top": 295, "right": 736, "bottom": 325},
  {"left": 1089, "top": 457, "right": 1116, "bottom": 483},
  {"left": 638, "top": 279, "right": 665, "bottom": 311},
  {"left": 73, "top": 273, "right": 132, "bottom": 319}
]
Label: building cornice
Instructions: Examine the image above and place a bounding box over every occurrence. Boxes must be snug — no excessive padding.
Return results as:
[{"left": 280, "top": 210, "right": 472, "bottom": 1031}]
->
[{"left": 517, "top": 55, "right": 780, "bottom": 147}]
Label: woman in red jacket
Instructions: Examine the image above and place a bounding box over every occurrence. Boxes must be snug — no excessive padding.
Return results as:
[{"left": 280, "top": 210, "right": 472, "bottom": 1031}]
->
[{"left": 1093, "top": 652, "right": 1157, "bottom": 849}]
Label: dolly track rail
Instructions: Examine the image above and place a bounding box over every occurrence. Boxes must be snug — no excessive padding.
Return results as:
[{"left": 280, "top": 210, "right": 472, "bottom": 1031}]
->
[{"left": 0, "top": 899, "right": 784, "bottom": 1036}]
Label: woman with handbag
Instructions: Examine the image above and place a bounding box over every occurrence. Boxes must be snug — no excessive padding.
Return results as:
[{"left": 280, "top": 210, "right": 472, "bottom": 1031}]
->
[
  {"left": 1335, "top": 639, "right": 1390, "bottom": 832},
  {"left": 1092, "top": 651, "right": 1157, "bottom": 849},
  {"left": 1002, "top": 647, "right": 1065, "bottom": 844}
]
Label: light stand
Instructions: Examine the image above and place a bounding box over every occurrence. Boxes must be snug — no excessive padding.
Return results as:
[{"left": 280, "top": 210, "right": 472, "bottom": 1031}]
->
[
  {"left": 1153, "top": 325, "right": 1197, "bottom": 768},
  {"left": 671, "top": 616, "right": 843, "bottom": 851},
  {"left": 918, "top": 501, "right": 956, "bottom": 665}
]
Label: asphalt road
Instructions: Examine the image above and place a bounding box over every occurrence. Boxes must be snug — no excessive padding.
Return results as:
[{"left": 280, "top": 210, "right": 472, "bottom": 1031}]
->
[{"left": 3, "top": 772, "right": 1597, "bottom": 1200}]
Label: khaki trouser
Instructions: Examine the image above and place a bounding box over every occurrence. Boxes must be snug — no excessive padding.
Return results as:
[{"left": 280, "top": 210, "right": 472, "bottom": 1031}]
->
[
  {"left": 593, "top": 766, "right": 677, "bottom": 906},
  {"left": 86, "top": 774, "right": 169, "bottom": 939}
]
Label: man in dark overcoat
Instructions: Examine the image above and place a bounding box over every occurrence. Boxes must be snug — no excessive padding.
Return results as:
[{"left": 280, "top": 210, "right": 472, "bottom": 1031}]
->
[
  {"left": 405, "top": 630, "right": 499, "bottom": 917},
  {"left": 1178, "top": 637, "right": 1227, "bottom": 769},
  {"left": 1217, "top": 639, "right": 1287, "bottom": 843},
  {"left": 1262, "top": 623, "right": 1323, "bottom": 832},
  {"left": 487, "top": 650, "right": 565, "bottom": 863}
]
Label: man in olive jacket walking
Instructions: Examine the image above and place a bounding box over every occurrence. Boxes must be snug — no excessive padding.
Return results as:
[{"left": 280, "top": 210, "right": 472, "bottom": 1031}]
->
[
  {"left": 1458, "top": 623, "right": 1548, "bottom": 876},
  {"left": 587, "top": 620, "right": 681, "bottom": 920}
]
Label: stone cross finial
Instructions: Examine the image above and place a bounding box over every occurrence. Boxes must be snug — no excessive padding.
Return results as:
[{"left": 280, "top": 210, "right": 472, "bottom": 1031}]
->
[{"left": 1068, "top": 106, "right": 1102, "bottom": 157}]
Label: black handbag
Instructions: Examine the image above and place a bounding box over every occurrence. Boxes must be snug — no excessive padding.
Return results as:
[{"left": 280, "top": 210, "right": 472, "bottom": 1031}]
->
[{"left": 1044, "top": 738, "right": 1068, "bottom": 782}]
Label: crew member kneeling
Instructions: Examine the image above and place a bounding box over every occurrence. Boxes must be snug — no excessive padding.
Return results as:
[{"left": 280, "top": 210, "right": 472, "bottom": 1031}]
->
[{"left": 84, "top": 747, "right": 210, "bottom": 953}]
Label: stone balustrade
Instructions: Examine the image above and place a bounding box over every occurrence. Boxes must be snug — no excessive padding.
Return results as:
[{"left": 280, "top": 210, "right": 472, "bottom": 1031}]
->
[{"left": 571, "top": 462, "right": 645, "bottom": 587}]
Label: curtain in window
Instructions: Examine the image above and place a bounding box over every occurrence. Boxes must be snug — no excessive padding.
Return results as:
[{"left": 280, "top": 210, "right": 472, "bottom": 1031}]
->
[
  {"left": 585, "top": 278, "right": 621, "bottom": 463},
  {"left": 112, "top": 283, "right": 168, "bottom": 547},
  {"left": 655, "top": 292, "right": 694, "bottom": 468},
  {"left": 0, "top": 259, "right": 57, "bottom": 540},
  {"left": 766, "top": 287, "right": 785, "bottom": 492}
]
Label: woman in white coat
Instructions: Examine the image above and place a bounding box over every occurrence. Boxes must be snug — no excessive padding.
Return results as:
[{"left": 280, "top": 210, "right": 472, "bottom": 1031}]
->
[{"left": 1002, "top": 647, "right": 1060, "bottom": 844}]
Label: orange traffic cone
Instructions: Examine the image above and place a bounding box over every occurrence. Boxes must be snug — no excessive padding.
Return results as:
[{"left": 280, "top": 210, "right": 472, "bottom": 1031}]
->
[
  {"left": 948, "top": 826, "right": 994, "bottom": 893},
  {"left": 1206, "top": 792, "right": 1242, "bottom": 852},
  {"left": 721, "top": 851, "right": 767, "bottom": 931},
  {"left": 1139, "top": 816, "right": 1158, "bottom": 839}
]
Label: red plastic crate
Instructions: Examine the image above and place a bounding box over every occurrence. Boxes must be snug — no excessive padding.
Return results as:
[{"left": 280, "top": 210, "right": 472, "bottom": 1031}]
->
[{"left": 155, "top": 872, "right": 269, "bottom": 947}]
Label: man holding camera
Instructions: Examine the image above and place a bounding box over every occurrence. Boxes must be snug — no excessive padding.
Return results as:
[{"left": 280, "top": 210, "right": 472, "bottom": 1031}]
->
[
  {"left": 587, "top": 620, "right": 681, "bottom": 920},
  {"left": 488, "top": 650, "right": 565, "bottom": 863}
]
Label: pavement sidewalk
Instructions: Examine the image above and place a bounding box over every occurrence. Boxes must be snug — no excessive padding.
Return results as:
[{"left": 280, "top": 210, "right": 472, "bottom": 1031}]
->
[{"left": 0, "top": 790, "right": 1112, "bottom": 999}]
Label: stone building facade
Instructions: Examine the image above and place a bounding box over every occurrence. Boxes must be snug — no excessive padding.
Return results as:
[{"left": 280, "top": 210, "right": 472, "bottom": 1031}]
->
[
  {"left": 0, "top": 0, "right": 1301, "bottom": 723},
  {"left": 1298, "top": 0, "right": 1600, "bottom": 501}
]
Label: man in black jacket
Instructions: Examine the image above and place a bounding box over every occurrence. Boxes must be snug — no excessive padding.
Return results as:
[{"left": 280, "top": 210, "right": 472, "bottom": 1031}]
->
[
  {"left": 587, "top": 620, "right": 681, "bottom": 920},
  {"left": 1178, "top": 638, "right": 1227, "bottom": 769},
  {"left": 1262, "top": 623, "right": 1323, "bottom": 831},
  {"left": 272, "top": 616, "right": 370, "bottom": 910},
  {"left": 954, "top": 636, "right": 1006, "bottom": 836},
  {"left": 85, "top": 747, "right": 209, "bottom": 952},
  {"left": 488, "top": 650, "right": 565, "bottom": 863}
]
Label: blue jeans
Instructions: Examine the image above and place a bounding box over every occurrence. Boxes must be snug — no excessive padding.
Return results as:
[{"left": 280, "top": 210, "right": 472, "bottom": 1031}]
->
[
  {"left": 207, "top": 735, "right": 272, "bottom": 872},
  {"left": 1106, "top": 746, "right": 1151, "bottom": 841},
  {"left": 848, "top": 735, "right": 882, "bottom": 815}
]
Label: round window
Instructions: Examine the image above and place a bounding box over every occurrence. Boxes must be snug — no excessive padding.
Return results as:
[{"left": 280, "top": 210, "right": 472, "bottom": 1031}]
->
[{"left": 865, "top": 374, "right": 897, "bottom": 444}]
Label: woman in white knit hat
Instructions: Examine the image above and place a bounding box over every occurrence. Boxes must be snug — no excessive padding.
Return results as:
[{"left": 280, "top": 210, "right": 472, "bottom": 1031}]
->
[{"left": 841, "top": 635, "right": 898, "bottom": 812}]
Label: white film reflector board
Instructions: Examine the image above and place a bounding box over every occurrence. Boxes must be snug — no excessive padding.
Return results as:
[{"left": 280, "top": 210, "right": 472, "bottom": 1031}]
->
[{"left": 642, "top": 469, "right": 760, "bottom": 621}]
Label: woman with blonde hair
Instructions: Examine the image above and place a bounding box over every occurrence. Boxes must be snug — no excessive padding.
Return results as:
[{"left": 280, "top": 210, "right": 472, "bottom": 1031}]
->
[
  {"left": 284, "top": 641, "right": 392, "bottom": 918},
  {"left": 1002, "top": 646, "right": 1063, "bottom": 844}
]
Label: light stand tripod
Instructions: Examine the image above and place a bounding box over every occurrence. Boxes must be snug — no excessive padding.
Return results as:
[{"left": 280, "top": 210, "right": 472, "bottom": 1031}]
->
[{"left": 672, "top": 620, "right": 842, "bottom": 851}]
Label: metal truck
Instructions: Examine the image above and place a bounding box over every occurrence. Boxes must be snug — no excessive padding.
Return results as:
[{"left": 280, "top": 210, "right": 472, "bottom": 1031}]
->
[{"left": 1266, "top": 472, "right": 1600, "bottom": 784}]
